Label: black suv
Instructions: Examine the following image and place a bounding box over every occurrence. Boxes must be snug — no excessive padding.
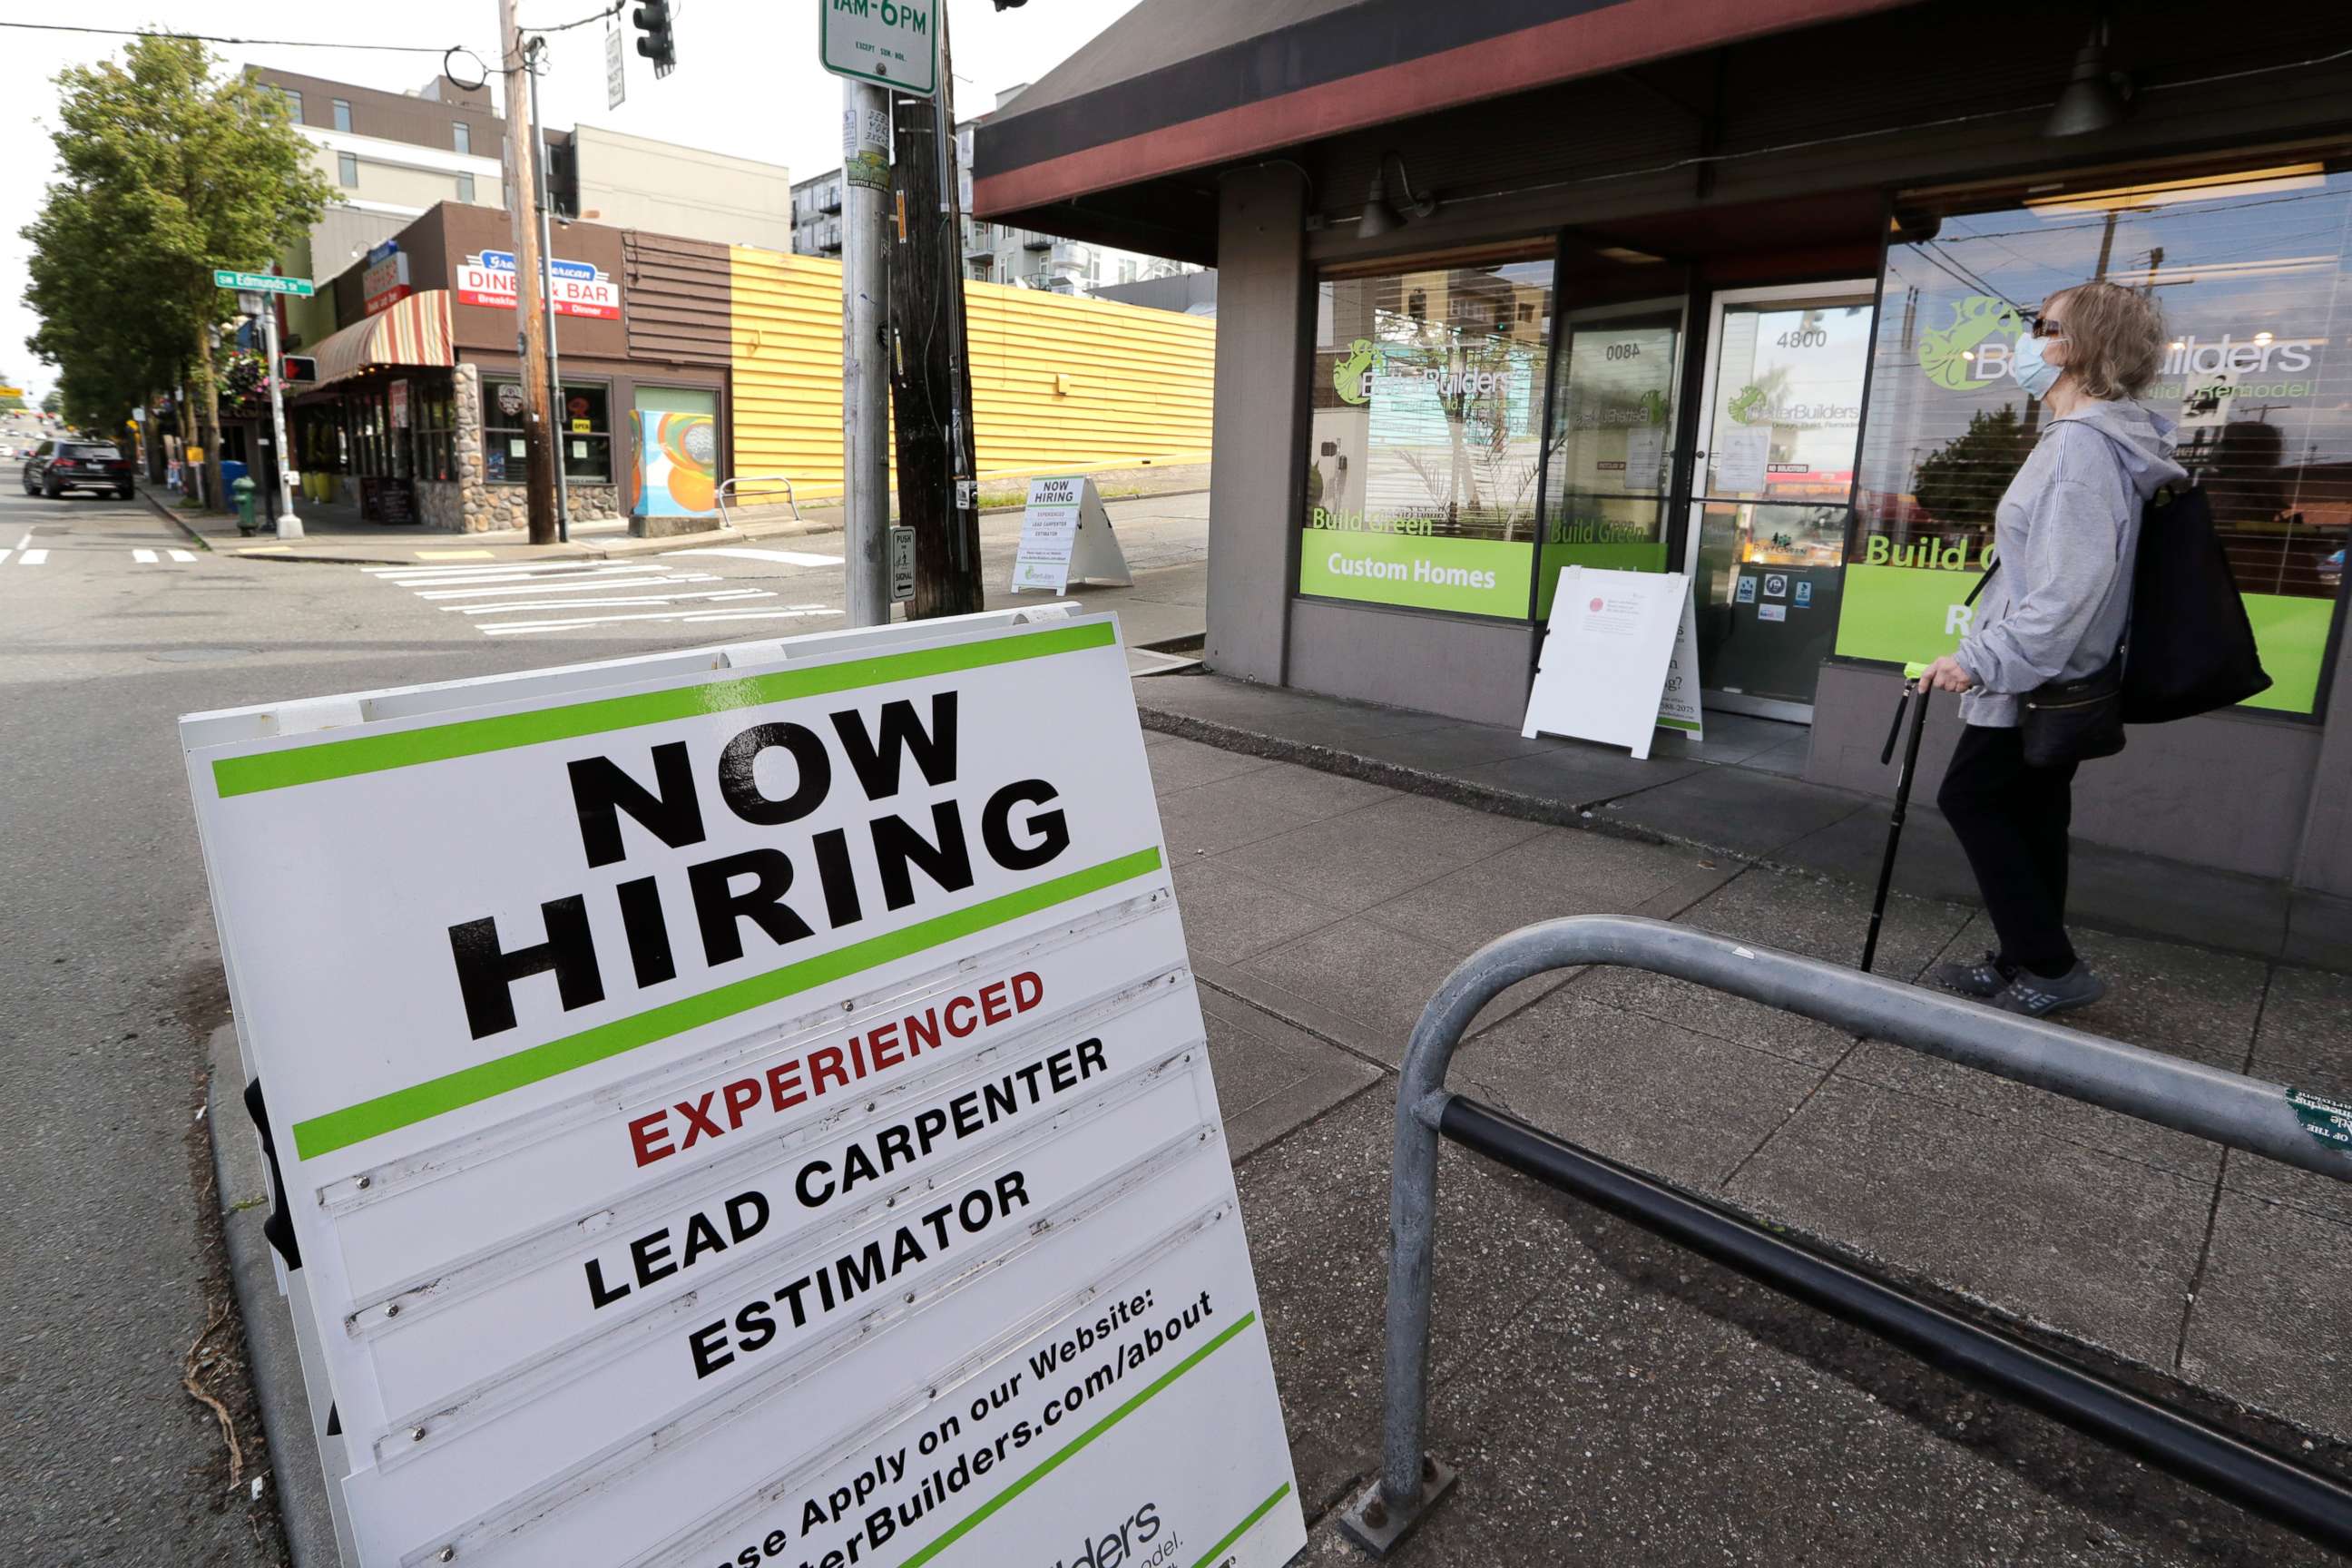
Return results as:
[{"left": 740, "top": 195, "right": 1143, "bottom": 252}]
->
[{"left": 23, "top": 439, "right": 134, "bottom": 499}]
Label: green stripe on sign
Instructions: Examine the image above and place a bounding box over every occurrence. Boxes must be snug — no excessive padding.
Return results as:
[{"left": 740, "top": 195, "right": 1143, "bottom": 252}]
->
[
  {"left": 899, "top": 1311, "right": 1262, "bottom": 1568},
  {"left": 1189, "top": 1483, "right": 1294, "bottom": 1568},
  {"left": 290, "top": 847, "right": 1161, "bottom": 1159},
  {"left": 214, "top": 620, "right": 1117, "bottom": 798}
]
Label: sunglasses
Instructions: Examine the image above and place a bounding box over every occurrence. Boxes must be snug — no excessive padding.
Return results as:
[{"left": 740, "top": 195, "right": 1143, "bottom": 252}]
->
[{"left": 2021, "top": 311, "right": 2067, "bottom": 340}]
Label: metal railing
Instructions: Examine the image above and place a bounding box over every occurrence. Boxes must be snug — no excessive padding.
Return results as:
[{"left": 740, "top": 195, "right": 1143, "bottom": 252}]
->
[
  {"left": 715, "top": 474, "right": 799, "bottom": 530},
  {"left": 1340, "top": 916, "right": 2352, "bottom": 1557}
]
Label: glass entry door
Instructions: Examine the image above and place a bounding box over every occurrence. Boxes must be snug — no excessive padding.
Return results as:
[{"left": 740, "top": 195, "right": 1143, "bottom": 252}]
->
[
  {"left": 1536, "top": 296, "right": 1686, "bottom": 620},
  {"left": 1684, "top": 282, "right": 1876, "bottom": 720}
]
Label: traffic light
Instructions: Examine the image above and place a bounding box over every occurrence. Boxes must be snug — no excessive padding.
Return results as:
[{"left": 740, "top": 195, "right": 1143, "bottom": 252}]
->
[
  {"left": 279, "top": 356, "right": 318, "bottom": 385},
  {"left": 632, "top": 0, "right": 676, "bottom": 78}
]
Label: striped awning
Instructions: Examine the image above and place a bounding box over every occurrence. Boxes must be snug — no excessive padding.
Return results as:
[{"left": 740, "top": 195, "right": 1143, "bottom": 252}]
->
[{"left": 309, "top": 289, "right": 455, "bottom": 389}]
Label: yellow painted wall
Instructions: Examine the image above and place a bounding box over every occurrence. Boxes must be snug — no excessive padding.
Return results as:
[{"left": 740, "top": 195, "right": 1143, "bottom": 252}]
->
[{"left": 729, "top": 247, "right": 1214, "bottom": 500}]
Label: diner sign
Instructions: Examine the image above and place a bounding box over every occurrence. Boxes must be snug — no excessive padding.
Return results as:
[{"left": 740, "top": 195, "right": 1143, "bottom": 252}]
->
[{"left": 457, "top": 250, "right": 622, "bottom": 319}]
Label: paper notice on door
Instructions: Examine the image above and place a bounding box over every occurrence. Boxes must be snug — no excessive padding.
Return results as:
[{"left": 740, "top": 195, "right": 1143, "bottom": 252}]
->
[
  {"left": 1713, "top": 424, "right": 1770, "bottom": 494},
  {"left": 1623, "top": 424, "right": 1666, "bottom": 492}
]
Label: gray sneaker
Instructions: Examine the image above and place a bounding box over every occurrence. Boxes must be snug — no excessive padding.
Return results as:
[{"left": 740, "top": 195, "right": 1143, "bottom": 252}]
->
[
  {"left": 1930, "top": 951, "right": 2013, "bottom": 999},
  {"left": 1990, "top": 964, "right": 2106, "bottom": 1018}
]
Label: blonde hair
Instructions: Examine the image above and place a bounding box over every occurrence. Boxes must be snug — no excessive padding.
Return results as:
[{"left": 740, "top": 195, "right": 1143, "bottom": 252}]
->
[{"left": 2048, "top": 280, "right": 2166, "bottom": 401}]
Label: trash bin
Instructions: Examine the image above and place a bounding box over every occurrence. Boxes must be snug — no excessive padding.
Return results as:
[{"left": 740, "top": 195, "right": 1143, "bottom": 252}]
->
[{"left": 234, "top": 475, "right": 258, "bottom": 535}]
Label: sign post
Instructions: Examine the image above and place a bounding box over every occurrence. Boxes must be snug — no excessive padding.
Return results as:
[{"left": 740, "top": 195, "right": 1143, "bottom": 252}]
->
[
  {"left": 823, "top": 4, "right": 916, "bottom": 629},
  {"left": 180, "top": 609, "right": 1308, "bottom": 1567},
  {"left": 218, "top": 271, "right": 310, "bottom": 538}
]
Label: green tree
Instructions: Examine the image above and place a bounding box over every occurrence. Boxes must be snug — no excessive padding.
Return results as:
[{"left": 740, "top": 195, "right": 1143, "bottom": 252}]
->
[
  {"left": 1914, "top": 405, "right": 2030, "bottom": 530},
  {"left": 39, "top": 388, "right": 63, "bottom": 416},
  {"left": 23, "top": 34, "right": 333, "bottom": 508}
]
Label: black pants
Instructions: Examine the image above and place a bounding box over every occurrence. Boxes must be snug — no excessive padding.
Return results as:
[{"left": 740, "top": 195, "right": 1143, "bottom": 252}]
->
[{"left": 1936, "top": 723, "right": 2080, "bottom": 978}]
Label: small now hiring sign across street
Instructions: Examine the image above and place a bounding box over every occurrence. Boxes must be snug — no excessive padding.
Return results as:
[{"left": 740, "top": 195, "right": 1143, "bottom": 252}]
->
[{"left": 181, "top": 609, "right": 1303, "bottom": 1567}]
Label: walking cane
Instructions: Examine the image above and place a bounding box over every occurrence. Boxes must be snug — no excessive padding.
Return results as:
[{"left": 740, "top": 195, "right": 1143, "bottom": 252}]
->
[{"left": 1859, "top": 662, "right": 1932, "bottom": 974}]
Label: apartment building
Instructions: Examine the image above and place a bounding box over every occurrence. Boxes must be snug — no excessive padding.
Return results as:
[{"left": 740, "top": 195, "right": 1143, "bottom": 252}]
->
[
  {"left": 789, "top": 170, "right": 845, "bottom": 260},
  {"left": 246, "top": 66, "right": 790, "bottom": 351}
]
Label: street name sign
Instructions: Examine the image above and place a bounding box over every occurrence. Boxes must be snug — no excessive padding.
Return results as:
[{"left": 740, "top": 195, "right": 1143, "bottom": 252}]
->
[
  {"left": 1010, "top": 475, "right": 1133, "bottom": 596},
  {"left": 181, "top": 608, "right": 1303, "bottom": 1567},
  {"left": 214, "top": 270, "right": 314, "bottom": 298},
  {"left": 1523, "top": 567, "right": 1692, "bottom": 759},
  {"left": 821, "top": 0, "right": 938, "bottom": 95}
]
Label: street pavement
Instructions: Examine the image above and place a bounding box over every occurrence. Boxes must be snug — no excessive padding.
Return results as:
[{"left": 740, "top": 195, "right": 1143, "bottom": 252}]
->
[{"left": 0, "top": 485, "right": 1207, "bottom": 1563}]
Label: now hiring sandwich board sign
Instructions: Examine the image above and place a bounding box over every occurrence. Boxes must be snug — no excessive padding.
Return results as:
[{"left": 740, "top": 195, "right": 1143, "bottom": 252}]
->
[{"left": 180, "top": 608, "right": 1303, "bottom": 1568}]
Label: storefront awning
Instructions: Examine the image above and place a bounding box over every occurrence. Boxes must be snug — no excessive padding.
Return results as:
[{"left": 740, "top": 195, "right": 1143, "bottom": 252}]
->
[
  {"left": 308, "top": 289, "right": 455, "bottom": 389},
  {"left": 973, "top": 0, "right": 1923, "bottom": 228}
]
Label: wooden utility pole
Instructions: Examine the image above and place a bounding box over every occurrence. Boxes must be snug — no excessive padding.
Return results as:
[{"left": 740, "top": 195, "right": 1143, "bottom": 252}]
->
[
  {"left": 499, "top": 0, "right": 558, "bottom": 544},
  {"left": 887, "top": 15, "right": 982, "bottom": 617}
]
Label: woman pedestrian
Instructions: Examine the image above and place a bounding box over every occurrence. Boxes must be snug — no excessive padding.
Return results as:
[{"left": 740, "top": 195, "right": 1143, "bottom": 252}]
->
[{"left": 1916, "top": 279, "right": 2181, "bottom": 1017}]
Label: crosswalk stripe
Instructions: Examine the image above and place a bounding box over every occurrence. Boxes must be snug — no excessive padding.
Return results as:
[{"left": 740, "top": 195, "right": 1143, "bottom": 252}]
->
[
  {"left": 169, "top": 548, "right": 198, "bottom": 563},
  {"left": 19, "top": 549, "right": 47, "bottom": 565},
  {"left": 134, "top": 548, "right": 158, "bottom": 564},
  {"left": 450, "top": 589, "right": 775, "bottom": 615},
  {"left": 378, "top": 564, "right": 672, "bottom": 589},
  {"left": 478, "top": 604, "right": 838, "bottom": 634},
  {"left": 416, "top": 573, "right": 710, "bottom": 602},
  {"left": 363, "top": 560, "right": 621, "bottom": 578},
  {"left": 0, "top": 549, "right": 11, "bottom": 566}
]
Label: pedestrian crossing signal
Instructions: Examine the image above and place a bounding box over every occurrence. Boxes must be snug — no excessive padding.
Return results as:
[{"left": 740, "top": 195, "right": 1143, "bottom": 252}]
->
[{"left": 280, "top": 356, "right": 318, "bottom": 385}]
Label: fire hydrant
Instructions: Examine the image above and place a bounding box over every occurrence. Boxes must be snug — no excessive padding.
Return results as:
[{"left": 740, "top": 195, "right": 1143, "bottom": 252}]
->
[{"left": 233, "top": 475, "right": 259, "bottom": 535}]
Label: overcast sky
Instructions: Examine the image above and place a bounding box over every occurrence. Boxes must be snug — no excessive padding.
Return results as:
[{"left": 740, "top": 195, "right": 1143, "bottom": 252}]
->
[{"left": 0, "top": 0, "right": 1142, "bottom": 400}]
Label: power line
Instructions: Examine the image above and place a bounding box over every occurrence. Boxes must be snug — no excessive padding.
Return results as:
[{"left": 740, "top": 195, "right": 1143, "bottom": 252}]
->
[{"left": 0, "top": 21, "right": 468, "bottom": 55}]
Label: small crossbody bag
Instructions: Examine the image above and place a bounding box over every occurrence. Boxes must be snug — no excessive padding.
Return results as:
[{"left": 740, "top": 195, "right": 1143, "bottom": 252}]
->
[{"left": 1963, "top": 563, "right": 2127, "bottom": 769}]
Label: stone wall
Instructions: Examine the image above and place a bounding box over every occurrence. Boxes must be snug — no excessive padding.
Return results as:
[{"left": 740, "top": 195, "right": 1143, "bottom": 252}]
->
[
  {"left": 416, "top": 480, "right": 467, "bottom": 530},
  {"left": 471, "top": 480, "right": 622, "bottom": 531},
  {"left": 445, "top": 356, "right": 626, "bottom": 532}
]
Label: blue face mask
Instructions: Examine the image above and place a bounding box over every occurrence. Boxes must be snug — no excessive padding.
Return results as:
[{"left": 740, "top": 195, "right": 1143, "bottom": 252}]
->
[{"left": 2011, "top": 332, "right": 2063, "bottom": 399}]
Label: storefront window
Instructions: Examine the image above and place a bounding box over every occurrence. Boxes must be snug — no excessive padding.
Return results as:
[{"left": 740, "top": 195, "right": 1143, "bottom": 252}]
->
[
  {"left": 560, "top": 383, "right": 612, "bottom": 483},
  {"left": 1301, "top": 256, "right": 1554, "bottom": 619},
  {"left": 487, "top": 379, "right": 612, "bottom": 484},
  {"left": 1850, "top": 162, "right": 2352, "bottom": 715}
]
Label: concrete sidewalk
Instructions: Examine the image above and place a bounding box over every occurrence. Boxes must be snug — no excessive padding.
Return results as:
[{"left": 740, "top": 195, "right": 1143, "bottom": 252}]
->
[
  {"left": 1133, "top": 671, "right": 2349, "bottom": 973},
  {"left": 1144, "top": 727, "right": 2352, "bottom": 1564}
]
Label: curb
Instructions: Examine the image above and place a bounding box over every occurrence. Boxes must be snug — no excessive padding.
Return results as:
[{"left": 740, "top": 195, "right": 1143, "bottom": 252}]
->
[
  {"left": 194, "top": 518, "right": 848, "bottom": 568},
  {"left": 135, "top": 485, "right": 218, "bottom": 552},
  {"left": 137, "top": 487, "right": 1206, "bottom": 567},
  {"left": 206, "top": 1024, "right": 346, "bottom": 1568}
]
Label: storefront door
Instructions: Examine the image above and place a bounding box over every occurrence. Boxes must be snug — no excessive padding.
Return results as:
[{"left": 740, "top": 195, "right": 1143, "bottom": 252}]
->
[{"left": 1684, "top": 281, "right": 1876, "bottom": 720}]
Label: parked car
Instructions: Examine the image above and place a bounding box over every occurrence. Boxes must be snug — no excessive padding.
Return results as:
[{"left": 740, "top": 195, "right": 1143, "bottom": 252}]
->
[{"left": 22, "top": 439, "right": 134, "bottom": 499}]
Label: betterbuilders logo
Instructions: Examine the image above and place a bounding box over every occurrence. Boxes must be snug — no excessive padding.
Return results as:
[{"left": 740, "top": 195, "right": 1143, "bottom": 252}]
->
[
  {"left": 1917, "top": 293, "right": 2323, "bottom": 397},
  {"left": 1334, "top": 339, "right": 1378, "bottom": 405},
  {"left": 1333, "top": 339, "right": 1508, "bottom": 407}
]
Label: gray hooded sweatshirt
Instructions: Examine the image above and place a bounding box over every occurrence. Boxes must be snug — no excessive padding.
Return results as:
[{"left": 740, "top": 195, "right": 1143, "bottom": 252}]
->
[{"left": 1956, "top": 400, "right": 2186, "bottom": 727}]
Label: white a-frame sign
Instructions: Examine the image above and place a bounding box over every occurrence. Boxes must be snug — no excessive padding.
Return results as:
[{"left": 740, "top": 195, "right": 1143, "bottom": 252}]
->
[{"left": 1011, "top": 475, "right": 1133, "bottom": 595}]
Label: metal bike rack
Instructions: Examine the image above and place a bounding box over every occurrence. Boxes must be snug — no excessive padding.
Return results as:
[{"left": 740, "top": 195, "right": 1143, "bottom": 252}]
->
[
  {"left": 716, "top": 473, "right": 800, "bottom": 529},
  {"left": 1339, "top": 915, "right": 2352, "bottom": 1557}
]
